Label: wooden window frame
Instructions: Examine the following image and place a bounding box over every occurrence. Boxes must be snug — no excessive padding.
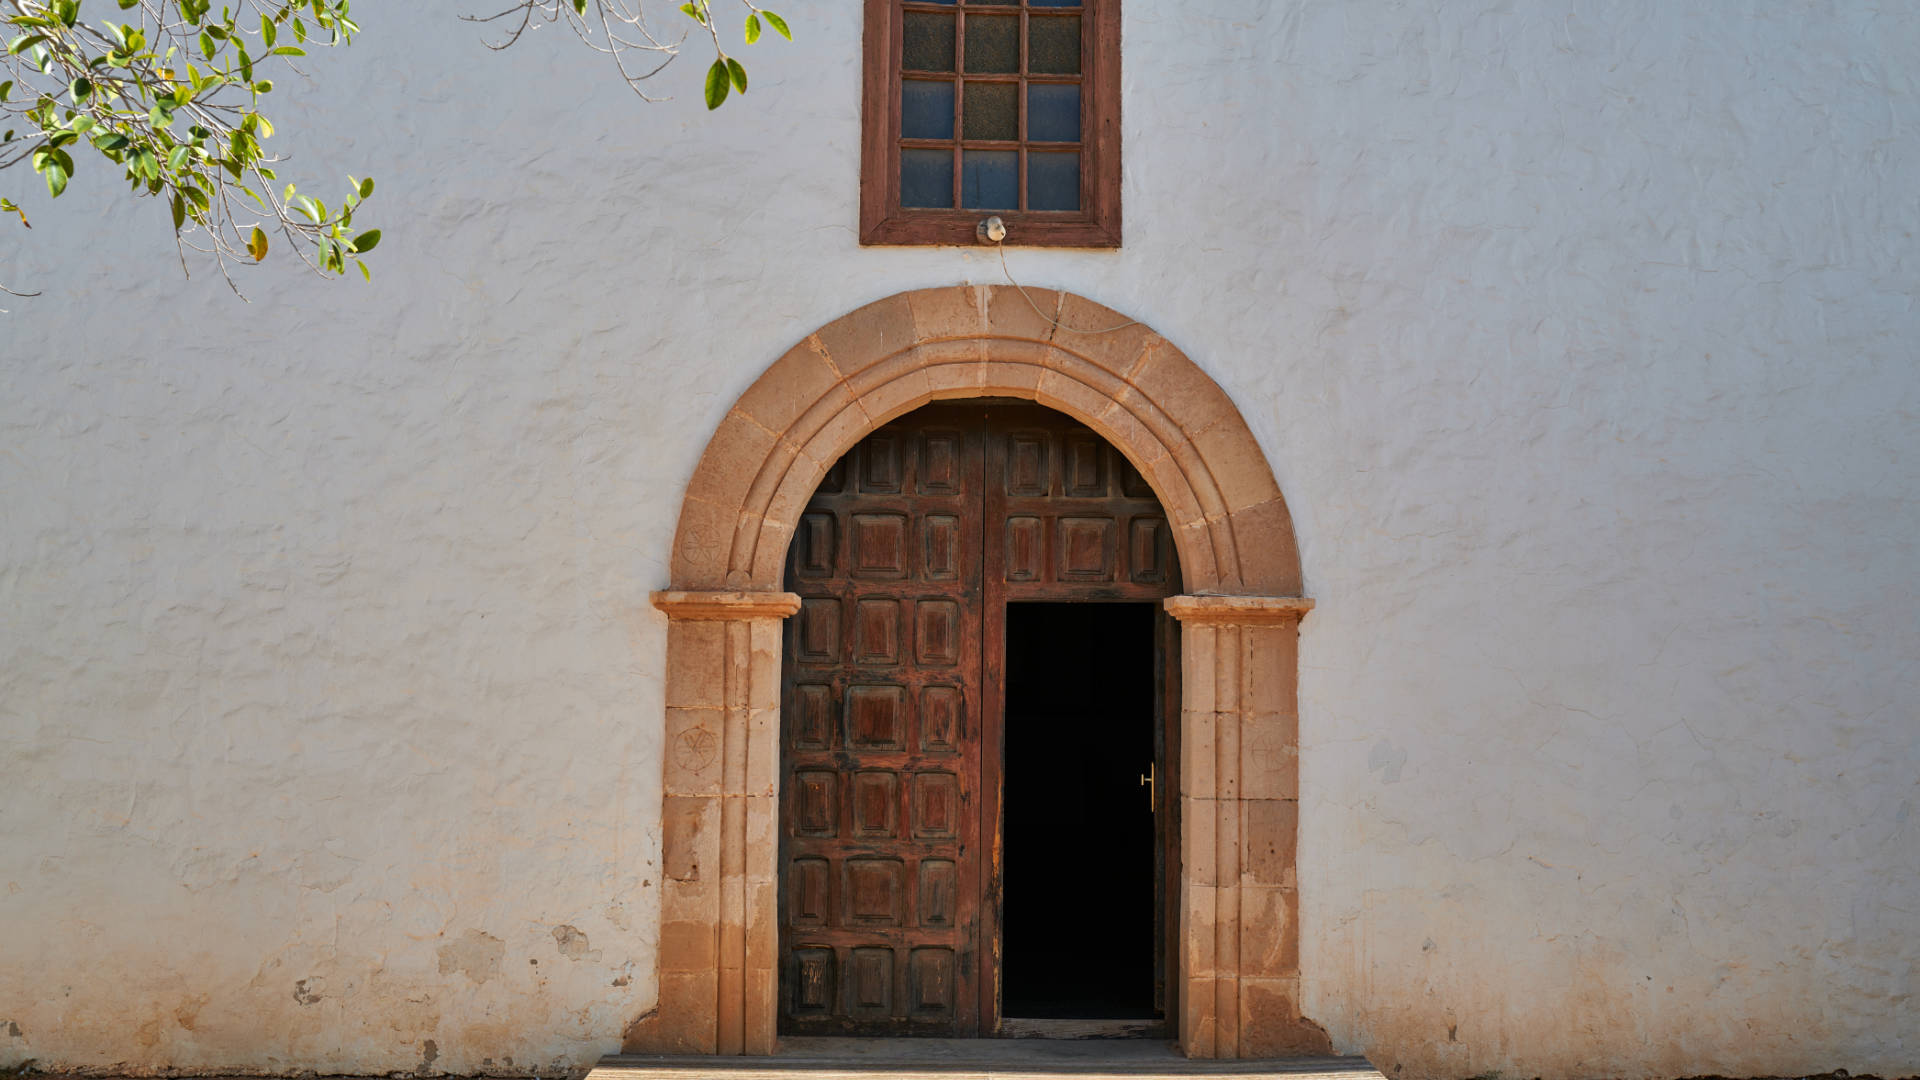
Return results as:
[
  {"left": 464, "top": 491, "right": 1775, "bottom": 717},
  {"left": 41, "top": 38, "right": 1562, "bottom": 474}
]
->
[{"left": 859, "top": 0, "right": 1122, "bottom": 248}]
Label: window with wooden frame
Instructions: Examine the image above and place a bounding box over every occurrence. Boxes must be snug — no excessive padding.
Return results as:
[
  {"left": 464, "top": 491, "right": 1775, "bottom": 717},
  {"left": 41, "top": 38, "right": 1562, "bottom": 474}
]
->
[{"left": 859, "top": 0, "right": 1121, "bottom": 247}]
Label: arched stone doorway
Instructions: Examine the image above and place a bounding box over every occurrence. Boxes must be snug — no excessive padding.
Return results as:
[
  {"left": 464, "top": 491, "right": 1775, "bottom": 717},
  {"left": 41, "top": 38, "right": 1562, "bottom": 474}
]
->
[{"left": 636, "top": 286, "right": 1322, "bottom": 1058}]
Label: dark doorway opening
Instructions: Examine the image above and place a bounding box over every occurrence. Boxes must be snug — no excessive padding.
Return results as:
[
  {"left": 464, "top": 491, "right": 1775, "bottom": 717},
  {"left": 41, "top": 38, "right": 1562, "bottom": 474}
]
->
[{"left": 1000, "top": 602, "right": 1160, "bottom": 1020}]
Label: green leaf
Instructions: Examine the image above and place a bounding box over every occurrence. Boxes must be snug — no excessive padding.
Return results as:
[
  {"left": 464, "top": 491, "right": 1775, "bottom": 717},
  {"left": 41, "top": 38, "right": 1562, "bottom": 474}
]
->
[
  {"left": 704, "top": 56, "right": 729, "bottom": 109},
  {"left": 680, "top": 3, "right": 705, "bottom": 26},
  {"left": 171, "top": 193, "right": 186, "bottom": 230},
  {"left": 261, "top": 14, "right": 276, "bottom": 48},
  {"left": 726, "top": 56, "right": 746, "bottom": 93},
  {"left": 167, "top": 145, "right": 191, "bottom": 170},
  {"left": 248, "top": 225, "right": 268, "bottom": 260},
  {"left": 92, "top": 132, "right": 129, "bottom": 151},
  {"left": 44, "top": 160, "right": 68, "bottom": 197},
  {"left": 761, "top": 10, "right": 790, "bottom": 40},
  {"left": 0, "top": 80, "right": 11, "bottom": 102},
  {"left": 269, "top": 46, "right": 304, "bottom": 56},
  {"left": 572, "top": 0, "right": 586, "bottom": 12},
  {"left": 349, "top": 228, "right": 379, "bottom": 253},
  {"left": 357, "top": 176, "right": 373, "bottom": 199},
  {"left": 293, "top": 193, "right": 323, "bottom": 222},
  {"left": 358, "top": 259, "right": 370, "bottom": 282},
  {"left": 745, "top": 13, "right": 760, "bottom": 43},
  {"left": 69, "top": 76, "right": 91, "bottom": 102}
]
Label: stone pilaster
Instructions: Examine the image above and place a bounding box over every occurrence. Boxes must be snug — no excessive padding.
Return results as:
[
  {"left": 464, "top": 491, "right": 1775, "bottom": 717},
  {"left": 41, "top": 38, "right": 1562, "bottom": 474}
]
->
[
  {"left": 632, "top": 591, "right": 799, "bottom": 1056},
  {"left": 1164, "top": 595, "right": 1328, "bottom": 1059}
]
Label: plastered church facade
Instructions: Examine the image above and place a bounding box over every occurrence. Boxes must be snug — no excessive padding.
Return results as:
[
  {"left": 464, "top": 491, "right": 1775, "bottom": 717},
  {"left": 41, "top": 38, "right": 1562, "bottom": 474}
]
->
[{"left": 2, "top": 3, "right": 1916, "bottom": 1078}]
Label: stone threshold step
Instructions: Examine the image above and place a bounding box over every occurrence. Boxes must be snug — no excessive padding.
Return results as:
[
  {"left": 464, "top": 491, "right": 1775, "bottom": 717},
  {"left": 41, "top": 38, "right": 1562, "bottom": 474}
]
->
[{"left": 590, "top": 1039, "right": 1382, "bottom": 1080}]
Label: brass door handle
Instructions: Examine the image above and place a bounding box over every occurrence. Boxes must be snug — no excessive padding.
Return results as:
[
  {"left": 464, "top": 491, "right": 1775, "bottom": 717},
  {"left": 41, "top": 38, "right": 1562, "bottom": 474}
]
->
[{"left": 1139, "top": 762, "right": 1155, "bottom": 811}]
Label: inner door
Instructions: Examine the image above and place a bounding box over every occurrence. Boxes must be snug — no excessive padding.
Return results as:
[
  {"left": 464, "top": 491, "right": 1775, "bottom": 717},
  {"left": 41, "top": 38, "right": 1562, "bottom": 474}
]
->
[{"left": 778, "top": 401, "right": 1180, "bottom": 1037}]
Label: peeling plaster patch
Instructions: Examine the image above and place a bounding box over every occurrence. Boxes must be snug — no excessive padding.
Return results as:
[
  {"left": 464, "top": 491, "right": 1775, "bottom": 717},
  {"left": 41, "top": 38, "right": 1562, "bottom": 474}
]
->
[
  {"left": 420, "top": 1039, "right": 438, "bottom": 1071},
  {"left": 5, "top": 1020, "right": 21, "bottom": 1038},
  {"left": 292, "top": 979, "right": 322, "bottom": 1006},
  {"left": 435, "top": 930, "right": 504, "bottom": 984},
  {"left": 551, "top": 925, "right": 601, "bottom": 962},
  {"left": 1369, "top": 739, "right": 1409, "bottom": 783}
]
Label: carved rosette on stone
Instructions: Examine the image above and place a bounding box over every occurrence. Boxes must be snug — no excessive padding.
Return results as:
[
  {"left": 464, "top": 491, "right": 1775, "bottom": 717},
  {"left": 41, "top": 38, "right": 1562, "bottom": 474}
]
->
[
  {"left": 1164, "top": 594, "right": 1329, "bottom": 1058},
  {"left": 639, "top": 590, "right": 801, "bottom": 1056}
]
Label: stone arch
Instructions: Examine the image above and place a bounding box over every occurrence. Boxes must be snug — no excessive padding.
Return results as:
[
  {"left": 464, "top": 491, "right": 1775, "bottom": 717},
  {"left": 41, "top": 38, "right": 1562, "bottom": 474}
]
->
[
  {"left": 638, "top": 287, "right": 1324, "bottom": 1060},
  {"left": 668, "top": 286, "right": 1302, "bottom": 598}
]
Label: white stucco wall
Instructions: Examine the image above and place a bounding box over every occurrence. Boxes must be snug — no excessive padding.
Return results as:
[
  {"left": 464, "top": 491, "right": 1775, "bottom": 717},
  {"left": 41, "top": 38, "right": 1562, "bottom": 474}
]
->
[{"left": 2, "top": 2, "right": 1915, "bottom": 1077}]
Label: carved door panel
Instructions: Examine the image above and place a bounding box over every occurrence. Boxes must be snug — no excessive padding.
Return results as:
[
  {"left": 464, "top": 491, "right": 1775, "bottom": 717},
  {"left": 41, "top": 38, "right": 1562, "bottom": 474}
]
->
[
  {"left": 779, "top": 405, "right": 986, "bottom": 1036},
  {"left": 779, "top": 401, "right": 1179, "bottom": 1036}
]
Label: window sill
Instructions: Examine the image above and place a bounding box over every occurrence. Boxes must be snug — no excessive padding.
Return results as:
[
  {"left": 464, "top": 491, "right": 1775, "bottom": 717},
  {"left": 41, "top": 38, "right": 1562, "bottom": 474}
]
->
[{"left": 860, "top": 209, "right": 1121, "bottom": 248}]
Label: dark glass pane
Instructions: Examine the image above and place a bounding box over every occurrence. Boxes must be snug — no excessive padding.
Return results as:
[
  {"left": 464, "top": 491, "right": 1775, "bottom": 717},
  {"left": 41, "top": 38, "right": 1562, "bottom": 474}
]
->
[
  {"left": 1027, "top": 0, "right": 1078, "bottom": 5},
  {"left": 1029, "top": 15, "right": 1080, "bottom": 74},
  {"left": 903, "top": 79, "right": 956, "bottom": 139},
  {"left": 1028, "top": 150, "right": 1079, "bottom": 211},
  {"left": 961, "top": 150, "right": 1018, "bottom": 210},
  {"left": 1027, "top": 83, "right": 1080, "bottom": 142},
  {"left": 966, "top": 0, "right": 1016, "bottom": 5},
  {"left": 903, "top": 11, "right": 956, "bottom": 72},
  {"left": 902, "top": 148, "right": 955, "bottom": 208},
  {"left": 963, "top": 81, "right": 1017, "bottom": 141},
  {"left": 964, "top": 15, "right": 1019, "bottom": 73}
]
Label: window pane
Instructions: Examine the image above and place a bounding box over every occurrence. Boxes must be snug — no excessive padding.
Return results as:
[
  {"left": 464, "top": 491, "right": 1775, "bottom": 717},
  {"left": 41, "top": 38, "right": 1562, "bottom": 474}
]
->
[
  {"left": 903, "top": 12, "right": 956, "bottom": 73},
  {"left": 903, "top": 79, "right": 956, "bottom": 139},
  {"left": 1028, "top": 15, "right": 1080, "bottom": 74},
  {"left": 965, "top": 0, "right": 1016, "bottom": 5},
  {"left": 961, "top": 150, "right": 1018, "bottom": 210},
  {"left": 1027, "top": 83, "right": 1080, "bottom": 142},
  {"left": 1027, "top": 0, "right": 1078, "bottom": 6},
  {"left": 1028, "top": 151, "right": 1079, "bottom": 211},
  {"left": 902, "top": 148, "right": 955, "bottom": 208},
  {"left": 962, "top": 81, "right": 1017, "bottom": 141},
  {"left": 964, "top": 15, "right": 1019, "bottom": 74}
]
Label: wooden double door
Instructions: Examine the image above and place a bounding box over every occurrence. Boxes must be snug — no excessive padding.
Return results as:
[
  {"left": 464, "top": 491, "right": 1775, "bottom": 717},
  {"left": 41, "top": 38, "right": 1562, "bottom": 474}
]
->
[{"left": 778, "top": 401, "right": 1182, "bottom": 1036}]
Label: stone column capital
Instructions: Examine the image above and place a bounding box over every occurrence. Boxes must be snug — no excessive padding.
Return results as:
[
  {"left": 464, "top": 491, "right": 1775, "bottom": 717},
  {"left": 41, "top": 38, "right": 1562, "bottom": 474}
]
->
[
  {"left": 651, "top": 590, "right": 803, "bottom": 621},
  {"left": 1164, "top": 594, "right": 1315, "bottom": 626}
]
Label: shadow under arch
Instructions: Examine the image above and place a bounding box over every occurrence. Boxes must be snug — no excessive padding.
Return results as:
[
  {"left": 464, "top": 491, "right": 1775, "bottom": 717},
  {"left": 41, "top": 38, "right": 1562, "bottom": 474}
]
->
[{"left": 639, "top": 286, "right": 1326, "bottom": 1060}]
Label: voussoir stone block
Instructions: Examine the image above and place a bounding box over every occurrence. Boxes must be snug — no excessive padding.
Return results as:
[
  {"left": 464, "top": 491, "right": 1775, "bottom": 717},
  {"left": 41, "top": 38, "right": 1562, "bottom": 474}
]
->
[
  {"left": 905, "top": 285, "right": 988, "bottom": 341},
  {"left": 983, "top": 283, "right": 1061, "bottom": 341},
  {"left": 737, "top": 336, "right": 841, "bottom": 436},
  {"left": 815, "top": 292, "right": 918, "bottom": 378}
]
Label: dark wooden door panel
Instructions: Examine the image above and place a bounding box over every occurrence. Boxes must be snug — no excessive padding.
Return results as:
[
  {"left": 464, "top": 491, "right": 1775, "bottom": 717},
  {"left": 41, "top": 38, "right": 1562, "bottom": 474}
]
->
[
  {"left": 780, "top": 406, "right": 986, "bottom": 1036},
  {"left": 779, "top": 400, "right": 1180, "bottom": 1037}
]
